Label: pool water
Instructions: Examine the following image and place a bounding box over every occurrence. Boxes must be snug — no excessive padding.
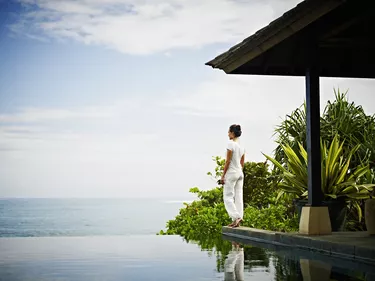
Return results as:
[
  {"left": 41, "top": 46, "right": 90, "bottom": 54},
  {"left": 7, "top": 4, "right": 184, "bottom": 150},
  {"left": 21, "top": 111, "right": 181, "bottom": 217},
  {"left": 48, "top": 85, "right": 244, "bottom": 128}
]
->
[{"left": 1, "top": 234, "right": 374, "bottom": 281}]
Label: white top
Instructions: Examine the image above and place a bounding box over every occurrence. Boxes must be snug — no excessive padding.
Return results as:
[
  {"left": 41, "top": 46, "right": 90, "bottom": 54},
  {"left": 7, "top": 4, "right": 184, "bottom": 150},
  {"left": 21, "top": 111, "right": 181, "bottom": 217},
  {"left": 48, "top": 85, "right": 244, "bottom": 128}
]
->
[{"left": 227, "top": 140, "right": 245, "bottom": 173}]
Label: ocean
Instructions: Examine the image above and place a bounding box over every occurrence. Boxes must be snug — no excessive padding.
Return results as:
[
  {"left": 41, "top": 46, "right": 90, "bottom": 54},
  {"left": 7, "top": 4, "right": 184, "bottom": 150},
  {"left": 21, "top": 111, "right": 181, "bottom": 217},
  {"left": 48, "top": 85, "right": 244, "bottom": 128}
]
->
[
  {"left": 0, "top": 198, "right": 373, "bottom": 281},
  {"left": 0, "top": 198, "right": 186, "bottom": 237}
]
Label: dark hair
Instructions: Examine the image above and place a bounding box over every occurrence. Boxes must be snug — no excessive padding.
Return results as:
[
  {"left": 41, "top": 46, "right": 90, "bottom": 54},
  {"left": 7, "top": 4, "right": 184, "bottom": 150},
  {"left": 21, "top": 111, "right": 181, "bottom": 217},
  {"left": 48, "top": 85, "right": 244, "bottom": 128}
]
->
[{"left": 229, "top": 124, "right": 242, "bottom": 137}]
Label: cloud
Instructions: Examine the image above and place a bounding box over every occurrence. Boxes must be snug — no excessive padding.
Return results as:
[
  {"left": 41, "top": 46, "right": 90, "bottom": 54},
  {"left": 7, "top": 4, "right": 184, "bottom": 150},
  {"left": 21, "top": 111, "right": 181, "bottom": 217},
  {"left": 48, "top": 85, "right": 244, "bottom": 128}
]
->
[
  {"left": 163, "top": 74, "right": 375, "bottom": 121},
  {"left": 0, "top": 98, "right": 146, "bottom": 152},
  {"left": 0, "top": 121, "right": 158, "bottom": 156},
  {"left": 10, "top": 0, "right": 302, "bottom": 55},
  {"left": 0, "top": 101, "right": 140, "bottom": 123},
  {"left": 162, "top": 73, "right": 306, "bottom": 123},
  {"left": 0, "top": 107, "right": 109, "bottom": 123}
]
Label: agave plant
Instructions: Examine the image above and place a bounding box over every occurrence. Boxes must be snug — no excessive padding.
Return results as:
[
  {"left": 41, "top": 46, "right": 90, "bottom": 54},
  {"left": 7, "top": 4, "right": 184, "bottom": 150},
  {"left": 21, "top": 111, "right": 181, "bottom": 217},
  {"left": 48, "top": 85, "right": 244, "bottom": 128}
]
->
[{"left": 263, "top": 135, "right": 375, "bottom": 220}]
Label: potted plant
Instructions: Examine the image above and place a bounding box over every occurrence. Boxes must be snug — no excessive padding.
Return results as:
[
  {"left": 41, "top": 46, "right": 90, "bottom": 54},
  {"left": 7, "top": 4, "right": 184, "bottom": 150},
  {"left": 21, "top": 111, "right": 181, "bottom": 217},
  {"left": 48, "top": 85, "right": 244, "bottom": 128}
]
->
[
  {"left": 263, "top": 135, "right": 375, "bottom": 231},
  {"left": 365, "top": 187, "right": 375, "bottom": 235}
]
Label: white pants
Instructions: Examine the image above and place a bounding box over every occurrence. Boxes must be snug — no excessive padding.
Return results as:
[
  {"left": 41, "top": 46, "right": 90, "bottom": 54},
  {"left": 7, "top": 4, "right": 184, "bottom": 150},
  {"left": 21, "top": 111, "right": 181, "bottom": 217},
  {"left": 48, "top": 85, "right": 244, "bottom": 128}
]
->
[
  {"left": 224, "top": 248, "right": 244, "bottom": 281},
  {"left": 224, "top": 171, "right": 244, "bottom": 221}
]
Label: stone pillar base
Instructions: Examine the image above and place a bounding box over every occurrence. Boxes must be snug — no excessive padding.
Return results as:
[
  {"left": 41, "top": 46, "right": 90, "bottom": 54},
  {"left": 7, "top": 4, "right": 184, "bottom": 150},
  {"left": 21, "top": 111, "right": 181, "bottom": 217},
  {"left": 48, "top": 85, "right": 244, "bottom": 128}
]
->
[
  {"left": 299, "top": 206, "right": 332, "bottom": 235},
  {"left": 300, "top": 259, "right": 332, "bottom": 281}
]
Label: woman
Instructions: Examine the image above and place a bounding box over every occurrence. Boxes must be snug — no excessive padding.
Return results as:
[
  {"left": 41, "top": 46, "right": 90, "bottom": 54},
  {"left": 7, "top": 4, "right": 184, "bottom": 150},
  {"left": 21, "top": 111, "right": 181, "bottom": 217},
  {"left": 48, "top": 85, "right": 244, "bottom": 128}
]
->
[{"left": 220, "top": 124, "right": 245, "bottom": 228}]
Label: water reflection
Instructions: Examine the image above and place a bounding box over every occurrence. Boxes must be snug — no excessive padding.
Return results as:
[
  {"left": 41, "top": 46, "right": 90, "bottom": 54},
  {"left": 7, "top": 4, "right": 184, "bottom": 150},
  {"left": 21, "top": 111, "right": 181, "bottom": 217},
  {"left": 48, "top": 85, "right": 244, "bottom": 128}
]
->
[
  {"left": 224, "top": 243, "right": 244, "bottom": 281},
  {"left": 0, "top": 235, "right": 374, "bottom": 281},
  {"left": 221, "top": 236, "right": 374, "bottom": 281},
  {"left": 184, "top": 233, "right": 375, "bottom": 281}
]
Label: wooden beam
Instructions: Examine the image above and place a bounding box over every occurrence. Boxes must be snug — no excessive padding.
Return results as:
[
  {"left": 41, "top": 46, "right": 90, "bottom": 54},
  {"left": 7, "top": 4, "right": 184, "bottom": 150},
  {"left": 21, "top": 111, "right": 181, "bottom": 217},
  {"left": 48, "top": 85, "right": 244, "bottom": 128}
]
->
[{"left": 319, "top": 14, "right": 364, "bottom": 41}]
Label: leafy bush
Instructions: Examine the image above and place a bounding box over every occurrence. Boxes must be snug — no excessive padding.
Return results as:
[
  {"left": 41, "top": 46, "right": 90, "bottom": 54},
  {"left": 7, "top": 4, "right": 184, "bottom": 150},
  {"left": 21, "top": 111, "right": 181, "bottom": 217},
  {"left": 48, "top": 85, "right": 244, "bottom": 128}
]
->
[
  {"left": 159, "top": 158, "right": 299, "bottom": 238},
  {"left": 208, "top": 156, "right": 278, "bottom": 207},
  {"left": 274, "top": 90, "right": 375, "bottom": 172},
  {"left": 242, "top": 204, "right": 298, "bottom": 232},
  {"left": 264, "top": 135, "right": 374, "bottom": 202},
  {"left": 273, "top": 90, "right": 375, "bottom": 231}
]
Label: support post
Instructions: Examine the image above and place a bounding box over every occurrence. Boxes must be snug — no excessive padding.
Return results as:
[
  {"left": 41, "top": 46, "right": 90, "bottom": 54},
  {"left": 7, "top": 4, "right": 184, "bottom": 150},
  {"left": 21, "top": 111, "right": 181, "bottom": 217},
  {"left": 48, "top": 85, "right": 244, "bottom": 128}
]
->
[
  {"left": 305, "top": 67, "right": 323, "bottom": 206},
  {"left": 299, "top": 44, "right": 331, "bottom": 235}
]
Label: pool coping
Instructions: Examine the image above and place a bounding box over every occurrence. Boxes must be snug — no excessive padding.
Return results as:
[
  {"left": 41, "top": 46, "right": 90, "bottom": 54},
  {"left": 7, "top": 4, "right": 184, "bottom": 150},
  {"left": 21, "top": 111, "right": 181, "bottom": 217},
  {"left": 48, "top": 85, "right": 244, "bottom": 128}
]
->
[{"left": 222, "top": 226, "right": 375, "bottom": 266}]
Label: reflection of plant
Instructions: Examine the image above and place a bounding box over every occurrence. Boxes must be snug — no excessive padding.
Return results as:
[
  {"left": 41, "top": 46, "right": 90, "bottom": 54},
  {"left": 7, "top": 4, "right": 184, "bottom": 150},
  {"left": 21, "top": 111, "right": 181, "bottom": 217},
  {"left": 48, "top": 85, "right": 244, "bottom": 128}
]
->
[
  {"left": 183, "top": 233, "right": 233, "bottom": 272},
  {"left": 243, "top": 246, "right": 270, "bottom": 270},
  {"left": 182, "top": 232, "right": 270, "bottom": 273},
  {"left": 273, "top": 255, "right": 302, "bottom": 281}
]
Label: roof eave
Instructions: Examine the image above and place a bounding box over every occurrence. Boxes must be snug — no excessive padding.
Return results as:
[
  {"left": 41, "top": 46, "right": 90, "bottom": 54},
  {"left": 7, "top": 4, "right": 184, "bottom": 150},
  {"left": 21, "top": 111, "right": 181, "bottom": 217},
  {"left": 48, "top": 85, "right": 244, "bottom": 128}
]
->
[{"left": 205, "top": 0, "right": 345, "bottom": 74}]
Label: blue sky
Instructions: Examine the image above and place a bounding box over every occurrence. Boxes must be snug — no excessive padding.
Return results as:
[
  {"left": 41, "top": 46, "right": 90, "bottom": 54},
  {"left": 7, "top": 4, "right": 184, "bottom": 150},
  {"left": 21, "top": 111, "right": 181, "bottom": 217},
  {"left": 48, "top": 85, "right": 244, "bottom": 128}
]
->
[{"left": 1, "top": 0, "right": 375, "bottom": 198}]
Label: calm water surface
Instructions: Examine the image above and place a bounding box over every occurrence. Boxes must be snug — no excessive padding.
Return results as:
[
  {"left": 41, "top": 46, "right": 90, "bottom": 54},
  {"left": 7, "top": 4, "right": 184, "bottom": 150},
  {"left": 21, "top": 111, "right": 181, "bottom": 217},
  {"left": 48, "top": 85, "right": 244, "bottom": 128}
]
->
[{"left": 0, "top": 199, "right": 374, "bottom": 280}]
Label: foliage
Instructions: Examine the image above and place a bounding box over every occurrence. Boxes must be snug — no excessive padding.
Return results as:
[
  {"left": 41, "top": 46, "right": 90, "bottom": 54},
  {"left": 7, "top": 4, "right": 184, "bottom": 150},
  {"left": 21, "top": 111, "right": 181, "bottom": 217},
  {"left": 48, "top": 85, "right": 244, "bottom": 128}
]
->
[
  {"left": 159, "top": 158, "right": 298, "bottom": 239},
  {"left": 274, "top": 90, "right": 375, "bottom": 172},
  {"left": 208, "top": 156, "right": 278, "bottom": 207},
  {"left": 272, "top": 89, "right": 375, "bottom": 230},
  {"left": 242, "top": 204, "right": 299, "bottom": 232},
  {"left": 159, "top": 197, "right": 230, "bottom": 237},
  {"left": 264, "top": 135, "right": 375, "bottom": 221},
  {"left": 265, "top": 135, "right": 374, "bottom": 201},
  {"left": 321, "top": 90, "right": 375, "bottom": 169},
  {"left": 242, "top": 161, "right": 279, "bottom": 207},
  {"left": 189, "top": 185, "right": 224, "bottom": 206},
  {"left": 274, "top": 102, "right": 307, "bottom": 168}
]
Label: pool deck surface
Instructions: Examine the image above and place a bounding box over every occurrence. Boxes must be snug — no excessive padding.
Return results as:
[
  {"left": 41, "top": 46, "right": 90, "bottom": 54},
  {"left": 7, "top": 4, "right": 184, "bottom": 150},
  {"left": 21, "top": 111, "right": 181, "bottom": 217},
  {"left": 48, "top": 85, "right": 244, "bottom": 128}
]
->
[{"left": 223, "top": 226, "right": 375, "bottom": 265}]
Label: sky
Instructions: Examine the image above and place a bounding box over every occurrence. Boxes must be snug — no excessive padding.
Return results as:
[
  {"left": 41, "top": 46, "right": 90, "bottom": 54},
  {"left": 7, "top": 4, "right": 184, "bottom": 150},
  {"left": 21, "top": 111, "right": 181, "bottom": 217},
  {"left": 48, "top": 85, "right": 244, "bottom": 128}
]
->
[{"left": 0, "top": 0, "right": 375, "bottom": 199}]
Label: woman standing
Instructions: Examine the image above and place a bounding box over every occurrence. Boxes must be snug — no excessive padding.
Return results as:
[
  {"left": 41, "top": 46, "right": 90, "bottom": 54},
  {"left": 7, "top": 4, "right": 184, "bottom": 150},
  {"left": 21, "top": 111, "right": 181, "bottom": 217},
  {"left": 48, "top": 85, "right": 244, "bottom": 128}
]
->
[{"left": 220, "top": 124, "right": 245, "bottom": 228}]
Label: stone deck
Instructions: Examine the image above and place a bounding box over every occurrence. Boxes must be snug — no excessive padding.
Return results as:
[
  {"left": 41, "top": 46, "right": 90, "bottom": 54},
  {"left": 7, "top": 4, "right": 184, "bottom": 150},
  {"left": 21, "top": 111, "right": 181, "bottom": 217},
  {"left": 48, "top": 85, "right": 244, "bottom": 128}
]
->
[{"left": 223, "top": 227, "right": 375, "bottom": 265}]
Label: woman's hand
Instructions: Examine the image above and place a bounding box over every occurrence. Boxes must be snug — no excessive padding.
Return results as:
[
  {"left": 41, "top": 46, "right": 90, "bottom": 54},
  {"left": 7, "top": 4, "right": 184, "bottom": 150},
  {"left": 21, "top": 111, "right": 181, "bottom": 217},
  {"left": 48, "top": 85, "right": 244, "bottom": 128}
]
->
[{"left": 220, "top": 176, "right": 225, "bottom": 184}]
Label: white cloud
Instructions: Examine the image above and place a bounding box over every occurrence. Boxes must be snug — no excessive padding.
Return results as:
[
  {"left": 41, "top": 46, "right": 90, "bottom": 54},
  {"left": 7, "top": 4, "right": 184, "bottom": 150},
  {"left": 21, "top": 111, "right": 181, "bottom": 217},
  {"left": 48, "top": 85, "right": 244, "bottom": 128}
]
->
[
  {"left": 163, "top": 73, "right": 306, "bottom": 122},
  {"left": 164, "top": 74, "right": 375, "bottom": 120},
  {"left": 1, "top": 75, "right": 375, "bottom": 198},
  {"left": 11, "top": 0, "right": 302, "bottom": 55},
  {"left": 0, "top": 106, "right": 115, "bottom": 123}
]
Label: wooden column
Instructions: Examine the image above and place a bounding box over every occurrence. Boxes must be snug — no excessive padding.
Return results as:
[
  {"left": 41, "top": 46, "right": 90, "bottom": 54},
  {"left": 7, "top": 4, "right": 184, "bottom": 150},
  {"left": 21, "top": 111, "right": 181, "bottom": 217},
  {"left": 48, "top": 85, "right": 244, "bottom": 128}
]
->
[
  {"left": 300, "top": 50, "right": 331, "bottom": 234},
  {"left": 305, "top": 64, "right": 323, "bottom": 206}
]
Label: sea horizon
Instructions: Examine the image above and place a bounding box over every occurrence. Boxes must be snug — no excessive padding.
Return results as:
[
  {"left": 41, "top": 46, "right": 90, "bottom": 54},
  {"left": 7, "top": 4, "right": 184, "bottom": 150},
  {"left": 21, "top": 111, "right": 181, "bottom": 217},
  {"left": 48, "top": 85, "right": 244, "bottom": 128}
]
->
[{"left": 0, "top": 197, "right": 189, "bottom": 237}]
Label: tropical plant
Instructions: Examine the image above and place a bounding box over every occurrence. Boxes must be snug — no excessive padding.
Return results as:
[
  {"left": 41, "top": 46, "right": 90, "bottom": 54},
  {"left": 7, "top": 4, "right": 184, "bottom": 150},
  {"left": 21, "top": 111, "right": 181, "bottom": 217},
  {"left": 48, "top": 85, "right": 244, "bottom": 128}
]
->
[
  {"left": 263, "top": 135, "right": 375, "bottom": 220},
  {"left": 321, "top": 90, "right": 375, "bottom": 169},
  {"left": 274, "top": 102, "right": 307, "bottom": 167},
  {"left": 274, "top": 89, "right": 375, "bottom": 172},
  {"left": 273, "top": 90, "right": 375, "bottom": 230}
]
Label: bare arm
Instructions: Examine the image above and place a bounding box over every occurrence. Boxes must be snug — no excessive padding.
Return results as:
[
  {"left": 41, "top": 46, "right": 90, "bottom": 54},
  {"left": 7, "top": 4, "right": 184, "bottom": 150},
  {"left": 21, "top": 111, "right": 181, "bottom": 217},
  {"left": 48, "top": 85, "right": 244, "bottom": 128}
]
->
[
  {"left": 221, "top": 149, "right": 233, "bottom": 181},
  {"left": 240, "top": 154, "right": 245, "bottom": 169}
]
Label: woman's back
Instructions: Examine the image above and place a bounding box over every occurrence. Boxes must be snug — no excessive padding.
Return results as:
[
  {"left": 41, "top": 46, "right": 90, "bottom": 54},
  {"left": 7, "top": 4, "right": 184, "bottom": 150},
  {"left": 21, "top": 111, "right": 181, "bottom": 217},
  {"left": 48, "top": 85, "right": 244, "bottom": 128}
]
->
[{"left": 227, "top": 140, "right": 245, "bottom": 173}]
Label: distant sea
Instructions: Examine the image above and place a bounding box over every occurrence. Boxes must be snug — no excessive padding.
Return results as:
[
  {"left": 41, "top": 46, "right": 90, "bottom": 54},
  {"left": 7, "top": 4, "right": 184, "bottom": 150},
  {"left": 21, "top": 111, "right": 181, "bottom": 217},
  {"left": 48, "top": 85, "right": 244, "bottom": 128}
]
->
[{"left": 0, "top": 198, "right": 190, "bottom": 237}]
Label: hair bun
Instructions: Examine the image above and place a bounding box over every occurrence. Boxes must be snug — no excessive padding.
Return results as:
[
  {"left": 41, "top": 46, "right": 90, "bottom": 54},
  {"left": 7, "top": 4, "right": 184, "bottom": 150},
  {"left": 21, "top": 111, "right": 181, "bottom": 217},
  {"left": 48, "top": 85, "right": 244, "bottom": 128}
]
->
[{"left": 229, "top": 124, "right": 242, "bottom": 137}]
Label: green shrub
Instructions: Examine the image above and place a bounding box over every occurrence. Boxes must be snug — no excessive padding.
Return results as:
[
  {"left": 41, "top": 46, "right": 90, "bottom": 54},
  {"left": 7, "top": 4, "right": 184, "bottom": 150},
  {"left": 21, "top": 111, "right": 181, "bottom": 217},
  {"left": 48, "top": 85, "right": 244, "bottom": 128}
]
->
[
  {"left": 242, "top": 204, "right": 298, "bottom": 232},
  {"left": 159, "top": 187, "right": 298, "bottom": 237}
]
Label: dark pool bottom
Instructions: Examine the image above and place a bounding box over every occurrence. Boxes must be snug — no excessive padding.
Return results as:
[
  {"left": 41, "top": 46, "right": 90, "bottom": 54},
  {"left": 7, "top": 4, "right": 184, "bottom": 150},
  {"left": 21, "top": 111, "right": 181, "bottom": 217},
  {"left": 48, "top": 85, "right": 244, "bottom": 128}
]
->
[{"left": 0, "top": 235, "right": 374, "bottom": 281}]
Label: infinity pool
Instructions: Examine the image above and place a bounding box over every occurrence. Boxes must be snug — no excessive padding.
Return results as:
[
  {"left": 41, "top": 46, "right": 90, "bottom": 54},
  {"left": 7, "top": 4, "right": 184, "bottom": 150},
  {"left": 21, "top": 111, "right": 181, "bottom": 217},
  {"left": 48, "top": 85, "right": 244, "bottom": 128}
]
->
[{"left": 0, "top": 235, "right": 374, "bottom": 281}]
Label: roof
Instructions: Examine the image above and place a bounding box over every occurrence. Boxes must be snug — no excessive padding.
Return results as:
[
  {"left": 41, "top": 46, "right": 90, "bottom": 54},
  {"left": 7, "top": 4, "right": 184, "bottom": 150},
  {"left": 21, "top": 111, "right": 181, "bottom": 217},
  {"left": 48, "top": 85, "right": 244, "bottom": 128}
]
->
[{"left": 205, "top": 0, "right": 347, "bottom": 75}]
